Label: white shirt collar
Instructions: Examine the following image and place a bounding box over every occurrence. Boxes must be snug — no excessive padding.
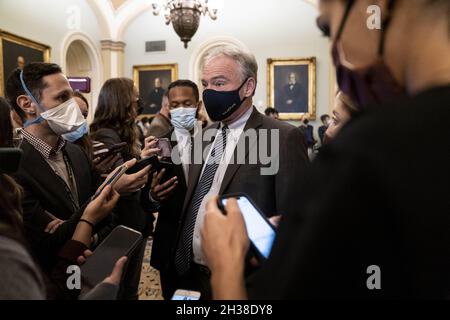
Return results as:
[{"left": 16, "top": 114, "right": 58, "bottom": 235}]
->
[{"left": 220, "top": 106, "right": 254, "bottom": 140}]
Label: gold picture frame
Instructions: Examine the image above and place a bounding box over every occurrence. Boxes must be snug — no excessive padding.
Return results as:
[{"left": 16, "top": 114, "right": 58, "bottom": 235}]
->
[
  {"left": 133, "top": 63, "right": 178, "bottom": 118},
  {"left": 267, "top": 57, "right": 316, "bottom": 120},
  {"left": 0, "top": 30, "right": 51, "bottom": 97}
]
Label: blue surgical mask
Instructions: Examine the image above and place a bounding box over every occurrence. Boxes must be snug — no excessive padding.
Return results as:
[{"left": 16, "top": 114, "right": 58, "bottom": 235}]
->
[
  {"left": 170, "top": 107, "right": 197, "bottom": 131},
  {"left": 62, "top": 122, "right": 88, "bottom": 143}
]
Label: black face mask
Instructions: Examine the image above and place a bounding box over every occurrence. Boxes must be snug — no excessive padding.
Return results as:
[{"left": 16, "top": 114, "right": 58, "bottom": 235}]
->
[{"left": 202, "top": 78, "right": 249, "bottom": 122}]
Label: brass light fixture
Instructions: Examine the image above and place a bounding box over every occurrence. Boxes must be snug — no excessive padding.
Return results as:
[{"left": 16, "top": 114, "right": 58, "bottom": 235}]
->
[{"left": 152, "top": 0, "right": 218, "bottom": 49}]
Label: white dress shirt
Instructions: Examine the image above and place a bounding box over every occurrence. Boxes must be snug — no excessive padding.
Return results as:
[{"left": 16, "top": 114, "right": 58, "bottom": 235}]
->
[
  {"left": 192, "top": 106, "right": 254, "bottom": 266},
  {"left": 173, "top": 121, "right": 203, "bottom": 184},
  {"left": 174, "top": 128, "right": 191, "bottom": 184}
]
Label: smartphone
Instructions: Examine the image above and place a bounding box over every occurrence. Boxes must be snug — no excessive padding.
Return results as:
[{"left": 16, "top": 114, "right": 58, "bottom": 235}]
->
[
  {"left": 92, "top": 164, "right": 128, "bottom": 200},
  {"left": 81, "top": 225, "right": 142, "bottom": 288},
  {"left": 219, "top": 193, "right": 276, "bottom": 260},
  {"left": 0, "top": 148, "right": 23, "bottom": 174},
  {"left": 93, "top": 142, "right": 127, "bottom": 161},
  {"left": 157, "top": 138, "right": 172, "bottom": 159},
  {"left": 171, "top": 289, "right": 201, "bottom": 301},
  {"left": 125, "top": 155, "right": 159, "bottom": 174}
]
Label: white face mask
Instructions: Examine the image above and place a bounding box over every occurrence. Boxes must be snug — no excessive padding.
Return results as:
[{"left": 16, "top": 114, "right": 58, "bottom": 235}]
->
[
  {"left": 40, "top": 98, "right": 86, "bottom": 135},
  {"left": 170, "top": 107, "right": 197, "bottom": 131}
]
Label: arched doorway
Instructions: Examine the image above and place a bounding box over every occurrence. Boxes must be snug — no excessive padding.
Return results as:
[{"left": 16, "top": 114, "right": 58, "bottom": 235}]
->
[{"left": 61, "top": 32, "right": 103, "bottom": 123}]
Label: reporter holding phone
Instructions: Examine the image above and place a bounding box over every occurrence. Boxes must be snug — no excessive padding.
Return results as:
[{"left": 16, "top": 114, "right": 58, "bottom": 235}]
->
[
  {"left": 5, "top": 65, "right": 150, "bottom": 300},
  {"left": 90, "top": 77, "right": 153, "bottom": 299},
  {"left": 202, "top": 0, "right": 450, "bottom": 299},
  {"left": 0, "top": 109, "right": 125, "bottom": 299}
]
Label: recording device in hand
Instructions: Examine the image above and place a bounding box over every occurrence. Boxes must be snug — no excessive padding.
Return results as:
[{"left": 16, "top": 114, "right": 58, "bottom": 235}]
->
[
  {"left": 125, "top": 155, "right": 160, "bottom": 174},
  {"left": 218, "top": 193, "right": 276, "bottom": 261},
  {"left": 157, "top": 138, "right": 172, "bottom": 159},
  {"left": 92, "top": 164, "right": 128, "bottom": 200},
  {"left": 81, "top": 225, "right": 142, "bottom": 288}
]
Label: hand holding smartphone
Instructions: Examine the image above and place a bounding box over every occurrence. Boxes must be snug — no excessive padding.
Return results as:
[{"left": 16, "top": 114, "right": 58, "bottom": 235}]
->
[
  {"left": 92, "top": 164, "right": 128, "bottom": 200},
  {"left": 80, "top": 225, "right": 142, "bottom": 288},
  {"left": 218, "top": 193, "right": 276, "bottom": 261},
  {"left": 157, "top": 138, "right": 172, "bottom": 159},
  {"left": 125, "top": 155, "right": 159, "bottom": 174}
]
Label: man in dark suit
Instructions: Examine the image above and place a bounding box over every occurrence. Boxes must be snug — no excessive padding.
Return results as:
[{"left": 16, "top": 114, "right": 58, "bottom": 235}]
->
[
  {"left": 145, "top": 79, "right": 202, "bottom": 299},
  {"left": 6, "top": 63, "right": 150, "bottom": 274},
  {"left": 169, "top": 45, "right": 309, "bottom": 299}
]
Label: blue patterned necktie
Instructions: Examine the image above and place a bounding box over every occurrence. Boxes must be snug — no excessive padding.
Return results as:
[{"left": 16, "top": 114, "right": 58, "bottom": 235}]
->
[{"left": 175, "top": 125, "right": 228, "bottom": 275}]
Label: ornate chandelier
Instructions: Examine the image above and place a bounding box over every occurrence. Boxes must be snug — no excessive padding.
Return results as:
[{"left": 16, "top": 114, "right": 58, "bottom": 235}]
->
[{"left": 152, "top": 0, "right": 218, "bottom": 49}]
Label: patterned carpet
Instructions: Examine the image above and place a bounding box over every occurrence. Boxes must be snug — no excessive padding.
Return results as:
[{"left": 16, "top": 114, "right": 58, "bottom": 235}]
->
[{"left": 138, "top": 237, "right": 164, "bottom": 300}]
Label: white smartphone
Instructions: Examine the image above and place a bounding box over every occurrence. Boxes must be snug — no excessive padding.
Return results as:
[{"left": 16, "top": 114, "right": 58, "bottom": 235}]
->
[
  {"left": 171, "top": 289, "right": 201, "bottom": 300},
  {"left": 219, "top": 193, "right": 276, "bottom": 260}
]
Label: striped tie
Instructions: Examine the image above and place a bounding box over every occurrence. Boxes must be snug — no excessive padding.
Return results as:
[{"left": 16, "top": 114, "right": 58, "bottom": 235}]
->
[{"left": 175, "top": 125, "right": 228, "bottom": 276}]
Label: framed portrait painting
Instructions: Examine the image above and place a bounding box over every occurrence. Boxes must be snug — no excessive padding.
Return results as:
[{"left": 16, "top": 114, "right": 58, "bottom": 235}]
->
[
  {"left": 133, "top": 63, "right": 178, "bottom": 116},
  {"left": 0, "top": 30, "right": 51, "bottom": 97},
  {"left": 267, "top": 57, "right": 316, "bottom": 120}
]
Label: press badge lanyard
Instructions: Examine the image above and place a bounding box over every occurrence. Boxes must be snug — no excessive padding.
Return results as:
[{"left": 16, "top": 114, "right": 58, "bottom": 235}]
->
[{"left": 52, "top": 151, "right": 80, "bottom": 212}]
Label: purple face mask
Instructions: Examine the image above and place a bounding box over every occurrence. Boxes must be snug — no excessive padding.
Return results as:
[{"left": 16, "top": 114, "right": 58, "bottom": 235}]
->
[{"left": 332, "top": 0, "right": 406, "bottom": 109}]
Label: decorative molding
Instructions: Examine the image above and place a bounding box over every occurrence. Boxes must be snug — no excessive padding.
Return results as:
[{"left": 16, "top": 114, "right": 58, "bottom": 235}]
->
[
  {"left": 100, "top": 39, "right": 127, "bottom": 52},
  {"left": 189, "top": 36, "right": 250, "bottom": 84}
]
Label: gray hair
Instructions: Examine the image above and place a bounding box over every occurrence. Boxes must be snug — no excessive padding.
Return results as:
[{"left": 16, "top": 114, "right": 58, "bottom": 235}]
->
[{"left": 201, "top": 45, "right": 258, "bottom": 82}]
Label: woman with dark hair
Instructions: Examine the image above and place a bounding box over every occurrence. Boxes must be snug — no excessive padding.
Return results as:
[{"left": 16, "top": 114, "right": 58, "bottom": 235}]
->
[
  {"left": 90, "top": 78, "right": 141, "bottom": 163},
  {"left": 89, "top": 77, "right": 153, "bottom": 300},
  {"left": 0, "top": 97, "right": 13, "bottom": 148}
]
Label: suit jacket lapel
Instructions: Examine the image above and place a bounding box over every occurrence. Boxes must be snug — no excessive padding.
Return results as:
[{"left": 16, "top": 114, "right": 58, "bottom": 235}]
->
[
  {"left": 219, "top": 107, "right": 263, "bottom": 194},
  {"left": 21, "top": 140, "right": 75, "bottom": 214},
  {"left": 64, "top": 143, "right": 87, "bottom": 207},
  {"left": 181, "top": 124, "right": 219, "bottom": 215}
]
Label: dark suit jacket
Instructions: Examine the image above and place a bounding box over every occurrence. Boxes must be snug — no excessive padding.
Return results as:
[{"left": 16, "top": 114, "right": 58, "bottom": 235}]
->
[
  {"left": 150, "top": 129, "right": 188, "bottom": 272},
  {"left": 172, "top": 107, "right": 309, "bottom": 273},
  {"left": 14, "top": 140, "right": 98, "bottom": 271}
]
